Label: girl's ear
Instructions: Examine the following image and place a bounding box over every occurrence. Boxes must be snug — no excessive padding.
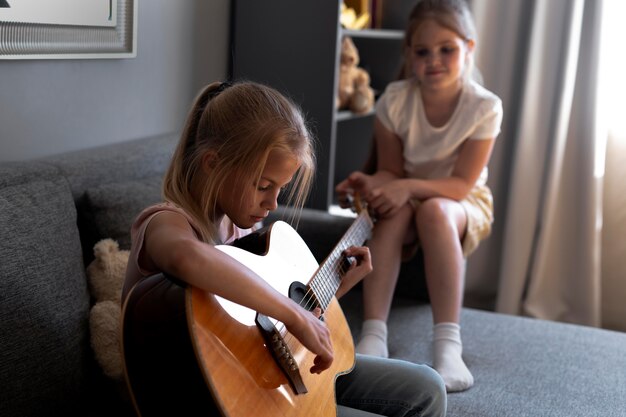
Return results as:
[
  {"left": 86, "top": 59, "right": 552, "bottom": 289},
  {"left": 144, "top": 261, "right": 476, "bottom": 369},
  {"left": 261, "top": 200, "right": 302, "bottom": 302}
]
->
[
  {"left": 201, "top": 150, "right": 218, "bottom": 175},
  {"left": 465, "top": 39, "right": 476, "bottom": 54}
]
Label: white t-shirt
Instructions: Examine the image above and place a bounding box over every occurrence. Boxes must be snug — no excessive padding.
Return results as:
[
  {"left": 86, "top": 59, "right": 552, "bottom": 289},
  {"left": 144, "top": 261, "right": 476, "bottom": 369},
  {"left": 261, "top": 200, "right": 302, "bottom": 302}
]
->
[{"left": 375, "top": 78, "right": 503, "bottom": 185}]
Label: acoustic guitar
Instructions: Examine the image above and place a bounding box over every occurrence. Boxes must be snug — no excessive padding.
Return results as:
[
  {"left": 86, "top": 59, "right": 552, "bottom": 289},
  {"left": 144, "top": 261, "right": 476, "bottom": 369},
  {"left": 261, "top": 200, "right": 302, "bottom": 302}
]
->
[{"left": 121, "top": 205, "right": 373, "bottom": 417}]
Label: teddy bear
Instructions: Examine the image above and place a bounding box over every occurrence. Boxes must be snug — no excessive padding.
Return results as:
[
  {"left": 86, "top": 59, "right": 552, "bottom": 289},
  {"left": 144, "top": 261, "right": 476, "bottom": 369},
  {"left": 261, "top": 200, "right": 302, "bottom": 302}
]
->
[
  {"left": 337, "top": 36, "right": 375, "bottom": 115},
  {"left": 86, "top": 238, "right": 129, "bottom": 381}
]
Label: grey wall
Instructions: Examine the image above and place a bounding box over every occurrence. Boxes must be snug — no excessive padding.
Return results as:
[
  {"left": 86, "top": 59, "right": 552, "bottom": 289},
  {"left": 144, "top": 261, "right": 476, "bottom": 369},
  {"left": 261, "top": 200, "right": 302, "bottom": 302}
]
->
[{"left": 0, "top": 0, "right": 231, "bottom": 162}]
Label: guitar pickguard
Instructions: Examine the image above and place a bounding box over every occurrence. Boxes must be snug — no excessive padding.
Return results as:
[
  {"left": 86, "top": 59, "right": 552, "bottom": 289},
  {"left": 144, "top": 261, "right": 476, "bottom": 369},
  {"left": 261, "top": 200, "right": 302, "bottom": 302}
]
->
[{"left": 212, "top": 221, "right": 320, "bottom": 326}]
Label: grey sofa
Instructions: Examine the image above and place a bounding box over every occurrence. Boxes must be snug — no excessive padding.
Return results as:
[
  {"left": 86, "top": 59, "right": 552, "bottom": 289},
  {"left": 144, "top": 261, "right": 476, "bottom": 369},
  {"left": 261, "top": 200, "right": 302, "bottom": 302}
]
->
[{"left": 1, "top": 134, "right": 625, "bottom": 417}]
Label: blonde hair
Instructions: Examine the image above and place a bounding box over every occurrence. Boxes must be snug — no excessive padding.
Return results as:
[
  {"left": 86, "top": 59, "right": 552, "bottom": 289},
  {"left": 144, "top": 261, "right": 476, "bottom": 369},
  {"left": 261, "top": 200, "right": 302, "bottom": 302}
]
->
[
  {"left": 163, "top": 81, "right": 316, "bottom": 243},
  {"left": 398, "top": 0, "right": 480, "bottom": 83}
]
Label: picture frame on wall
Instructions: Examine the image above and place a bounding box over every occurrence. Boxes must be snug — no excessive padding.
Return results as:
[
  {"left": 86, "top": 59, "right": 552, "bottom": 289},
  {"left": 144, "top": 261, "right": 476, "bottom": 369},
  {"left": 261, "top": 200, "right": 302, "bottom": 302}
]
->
[{"left": 0, "top": 0, "right": 137, "bottom": 59}]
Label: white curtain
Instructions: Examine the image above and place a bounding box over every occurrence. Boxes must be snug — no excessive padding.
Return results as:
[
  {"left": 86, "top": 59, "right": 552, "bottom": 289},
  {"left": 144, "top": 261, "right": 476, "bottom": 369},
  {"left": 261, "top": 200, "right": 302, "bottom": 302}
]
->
[
  {"left": 597, "top": 0, "right": 626, "bottom": 332},
  {"left": 465, "top": 0, "right": 605, "bottom": 326}
]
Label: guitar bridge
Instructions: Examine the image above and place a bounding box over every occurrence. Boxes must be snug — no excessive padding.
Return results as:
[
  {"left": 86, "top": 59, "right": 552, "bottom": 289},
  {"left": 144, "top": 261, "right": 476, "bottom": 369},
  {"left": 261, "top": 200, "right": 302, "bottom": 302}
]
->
[{"left": 255, "top": 313, "right": 308, "bottom": 395}]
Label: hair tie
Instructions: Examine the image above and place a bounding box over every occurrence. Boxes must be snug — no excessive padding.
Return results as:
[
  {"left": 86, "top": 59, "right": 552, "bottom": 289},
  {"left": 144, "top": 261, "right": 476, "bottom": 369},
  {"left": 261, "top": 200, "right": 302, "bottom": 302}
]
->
[
  {"left": 209, "top": 81, "right": 233, "bottom": 99},
  {"left": 188, "top": 81, "right": 233, "bottom": 152}
]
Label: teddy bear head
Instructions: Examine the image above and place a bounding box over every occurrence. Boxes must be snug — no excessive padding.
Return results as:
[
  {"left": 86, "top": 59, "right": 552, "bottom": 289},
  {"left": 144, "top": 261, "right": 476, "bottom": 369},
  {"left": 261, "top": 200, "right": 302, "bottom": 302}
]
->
[
  {"left": 86, "top": 238, "right": 130, "bottom": 381},
  {"left": 340, "top": 36, "right": 360, "bottom": 68},
  {"left": 86, "top": 238, "right": 129, "bottom": 303}
]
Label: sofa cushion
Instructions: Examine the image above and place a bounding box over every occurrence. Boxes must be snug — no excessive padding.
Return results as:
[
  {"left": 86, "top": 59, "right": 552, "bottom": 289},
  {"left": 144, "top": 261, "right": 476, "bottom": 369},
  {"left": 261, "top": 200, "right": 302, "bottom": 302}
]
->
[
  {"left": 340, "top": 290, "right": 626, "bottom": 417},
  {"left": 42, "top": 134, "right": 176, "bottom": 265},
  {"left": 0, "top": 163, "right": 91, "bottom": 417},
  {"left": 84, "top": 176, "right": 163, "bottom": 251},
  {"left": 46, "top": 133, "right": 176, "bottom": 201}
]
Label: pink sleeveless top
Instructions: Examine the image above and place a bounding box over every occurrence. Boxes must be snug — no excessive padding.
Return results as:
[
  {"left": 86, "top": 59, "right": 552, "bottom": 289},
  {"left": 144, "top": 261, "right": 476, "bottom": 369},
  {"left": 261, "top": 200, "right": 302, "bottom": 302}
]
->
[{"left": 121, "top": 202, "right": 252, "bottom": 303}]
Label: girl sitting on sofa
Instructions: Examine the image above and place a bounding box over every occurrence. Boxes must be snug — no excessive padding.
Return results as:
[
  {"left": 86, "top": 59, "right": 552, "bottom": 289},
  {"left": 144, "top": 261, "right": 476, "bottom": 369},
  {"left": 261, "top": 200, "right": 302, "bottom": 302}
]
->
[
  {"left": 122, "top": 80, "right": 446, "bottom": 417},
  {"left": 336, "top": 0, "right": 503, "bottom": 393}
]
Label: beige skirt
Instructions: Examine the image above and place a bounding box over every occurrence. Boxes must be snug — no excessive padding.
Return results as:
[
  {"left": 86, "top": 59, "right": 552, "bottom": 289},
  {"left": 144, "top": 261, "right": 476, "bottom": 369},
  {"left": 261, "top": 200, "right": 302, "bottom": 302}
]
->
[{"left": 459, "top": 183, "right": 494, "bottom": 256}]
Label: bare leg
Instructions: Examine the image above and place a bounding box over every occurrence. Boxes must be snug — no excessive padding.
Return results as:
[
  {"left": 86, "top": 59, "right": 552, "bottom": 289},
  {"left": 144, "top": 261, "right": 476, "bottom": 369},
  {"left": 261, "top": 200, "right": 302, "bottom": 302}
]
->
[
  {"left": 356, "top": 204, "right": 414, "bottom": 357},
  {"left": 415, "top": 198, "right": 466, "bottom": 324},
  {"left": 415, "top": 198, "right": 474, "bottom": 392},
  {"left": 362, "top": 204, "right": 415, "bottom": 321}
]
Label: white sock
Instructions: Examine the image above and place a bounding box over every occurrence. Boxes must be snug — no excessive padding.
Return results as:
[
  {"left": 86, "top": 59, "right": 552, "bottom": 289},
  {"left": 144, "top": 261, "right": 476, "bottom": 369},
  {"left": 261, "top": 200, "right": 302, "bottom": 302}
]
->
[
  {"left": 355, "top": 319, "right": 389, "bottom": 358},
  {"left": 433, "top": 322, "right": 474, "bottom": 392}
]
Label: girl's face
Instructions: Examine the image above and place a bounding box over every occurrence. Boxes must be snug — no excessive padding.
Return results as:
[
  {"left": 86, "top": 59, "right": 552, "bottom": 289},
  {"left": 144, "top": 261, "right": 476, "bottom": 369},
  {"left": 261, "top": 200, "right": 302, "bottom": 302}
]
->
[
  {"left": 219, "top": 148, "right": 301, "bottom": 229},
  {"left": 409, "top": 19, "right": 474, "bottom": 92}
]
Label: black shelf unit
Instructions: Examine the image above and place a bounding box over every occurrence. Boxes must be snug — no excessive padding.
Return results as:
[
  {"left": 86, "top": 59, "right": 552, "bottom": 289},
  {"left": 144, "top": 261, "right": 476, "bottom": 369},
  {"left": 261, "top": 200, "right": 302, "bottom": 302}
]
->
[{"left": 232, "top": 0, "right": 404, "bottom": 210}]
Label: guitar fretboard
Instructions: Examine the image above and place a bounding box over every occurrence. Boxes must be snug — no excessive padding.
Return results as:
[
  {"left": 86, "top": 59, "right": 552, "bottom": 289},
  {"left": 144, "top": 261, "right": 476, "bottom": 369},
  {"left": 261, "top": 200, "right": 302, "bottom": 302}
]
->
[{"left": 307, "top": 211, "right": 373, "bottom": 310}]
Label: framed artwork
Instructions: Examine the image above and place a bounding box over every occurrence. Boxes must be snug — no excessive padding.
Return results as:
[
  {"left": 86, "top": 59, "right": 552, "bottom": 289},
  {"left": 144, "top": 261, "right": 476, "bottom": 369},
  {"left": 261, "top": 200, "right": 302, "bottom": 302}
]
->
[{"left": 0, "top": 0, "right": 137, "bottom": 59}]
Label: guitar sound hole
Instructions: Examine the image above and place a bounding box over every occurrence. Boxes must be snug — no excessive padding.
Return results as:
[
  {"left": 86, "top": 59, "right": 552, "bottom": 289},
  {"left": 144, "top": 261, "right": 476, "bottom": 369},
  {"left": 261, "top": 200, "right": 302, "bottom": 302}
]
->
[{"left": 288, "top": 281, "right": 322, "bottom": 317}]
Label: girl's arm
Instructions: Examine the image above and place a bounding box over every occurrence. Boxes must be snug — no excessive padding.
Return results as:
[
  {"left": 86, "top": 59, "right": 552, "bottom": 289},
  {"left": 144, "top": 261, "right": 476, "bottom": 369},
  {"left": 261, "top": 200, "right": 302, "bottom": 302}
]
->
[
  {"left": 334, "top": 117, "right": 402, "bottom": 206},
  {"left": 142, "top": 211, "right": 334, "bottom": 374},
  {"left": 374, "top": 116, "right": 405, "bottom": 178},
  {"left": 404, "top": 137, "right": 494, "bottom": 201},
  {"left": 370, "top": 120, "right": 495, "bottom": 217}
]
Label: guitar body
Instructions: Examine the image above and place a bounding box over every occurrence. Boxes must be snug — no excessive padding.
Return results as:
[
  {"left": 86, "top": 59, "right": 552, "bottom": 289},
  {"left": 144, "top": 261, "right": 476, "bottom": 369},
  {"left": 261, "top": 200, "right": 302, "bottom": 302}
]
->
[
  {"left": 122, "top": 221, "right": 358, "bottom": 417},
  {"left": 121, "top": 273, "right": 220, "bottom": 416}
]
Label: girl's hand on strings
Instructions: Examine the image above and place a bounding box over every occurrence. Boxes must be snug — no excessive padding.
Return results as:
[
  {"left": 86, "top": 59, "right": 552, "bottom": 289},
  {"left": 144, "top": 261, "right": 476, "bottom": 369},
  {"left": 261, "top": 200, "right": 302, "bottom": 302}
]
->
[
  {"left": 336, "top": 246, "right": 372, "bottom": 299},
  {"left": 284, "top": 304, "right": 334, "bottom": 374}
]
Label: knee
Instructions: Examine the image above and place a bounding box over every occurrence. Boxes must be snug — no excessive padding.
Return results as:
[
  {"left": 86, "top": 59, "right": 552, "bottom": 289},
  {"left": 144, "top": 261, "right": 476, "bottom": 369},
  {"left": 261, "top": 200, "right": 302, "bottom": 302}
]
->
[
  {"left": 371, "top": 204, "right": 414, "bottom": 237},
  {"left": 415, "top": 199, "right": 453, "bottom": 233},
  {"left": 396, "top": 362, "right": 447, "bottom": 417},
  {"left": 417, "top": 366, "right": 447, "bottom": 417}
]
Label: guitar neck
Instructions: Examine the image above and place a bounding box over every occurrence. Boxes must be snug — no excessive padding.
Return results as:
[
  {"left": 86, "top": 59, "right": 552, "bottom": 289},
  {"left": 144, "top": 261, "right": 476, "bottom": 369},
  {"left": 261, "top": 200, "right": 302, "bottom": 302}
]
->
[{"left": 307, "top": 211, "right": 373, "bottom": 310}]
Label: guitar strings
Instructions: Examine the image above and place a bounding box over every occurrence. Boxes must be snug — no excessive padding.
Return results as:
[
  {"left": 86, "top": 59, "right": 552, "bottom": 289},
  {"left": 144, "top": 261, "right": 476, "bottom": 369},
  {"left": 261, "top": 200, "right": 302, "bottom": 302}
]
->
[
  {"left": 297, "top": 213, "right": 368, "bottom": 311},
  {"left": 311, "top": 213, "right": 371, "bottom": 308},
  {"left": 277, "top": 213, "right": 372, "bottom": 352}
]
